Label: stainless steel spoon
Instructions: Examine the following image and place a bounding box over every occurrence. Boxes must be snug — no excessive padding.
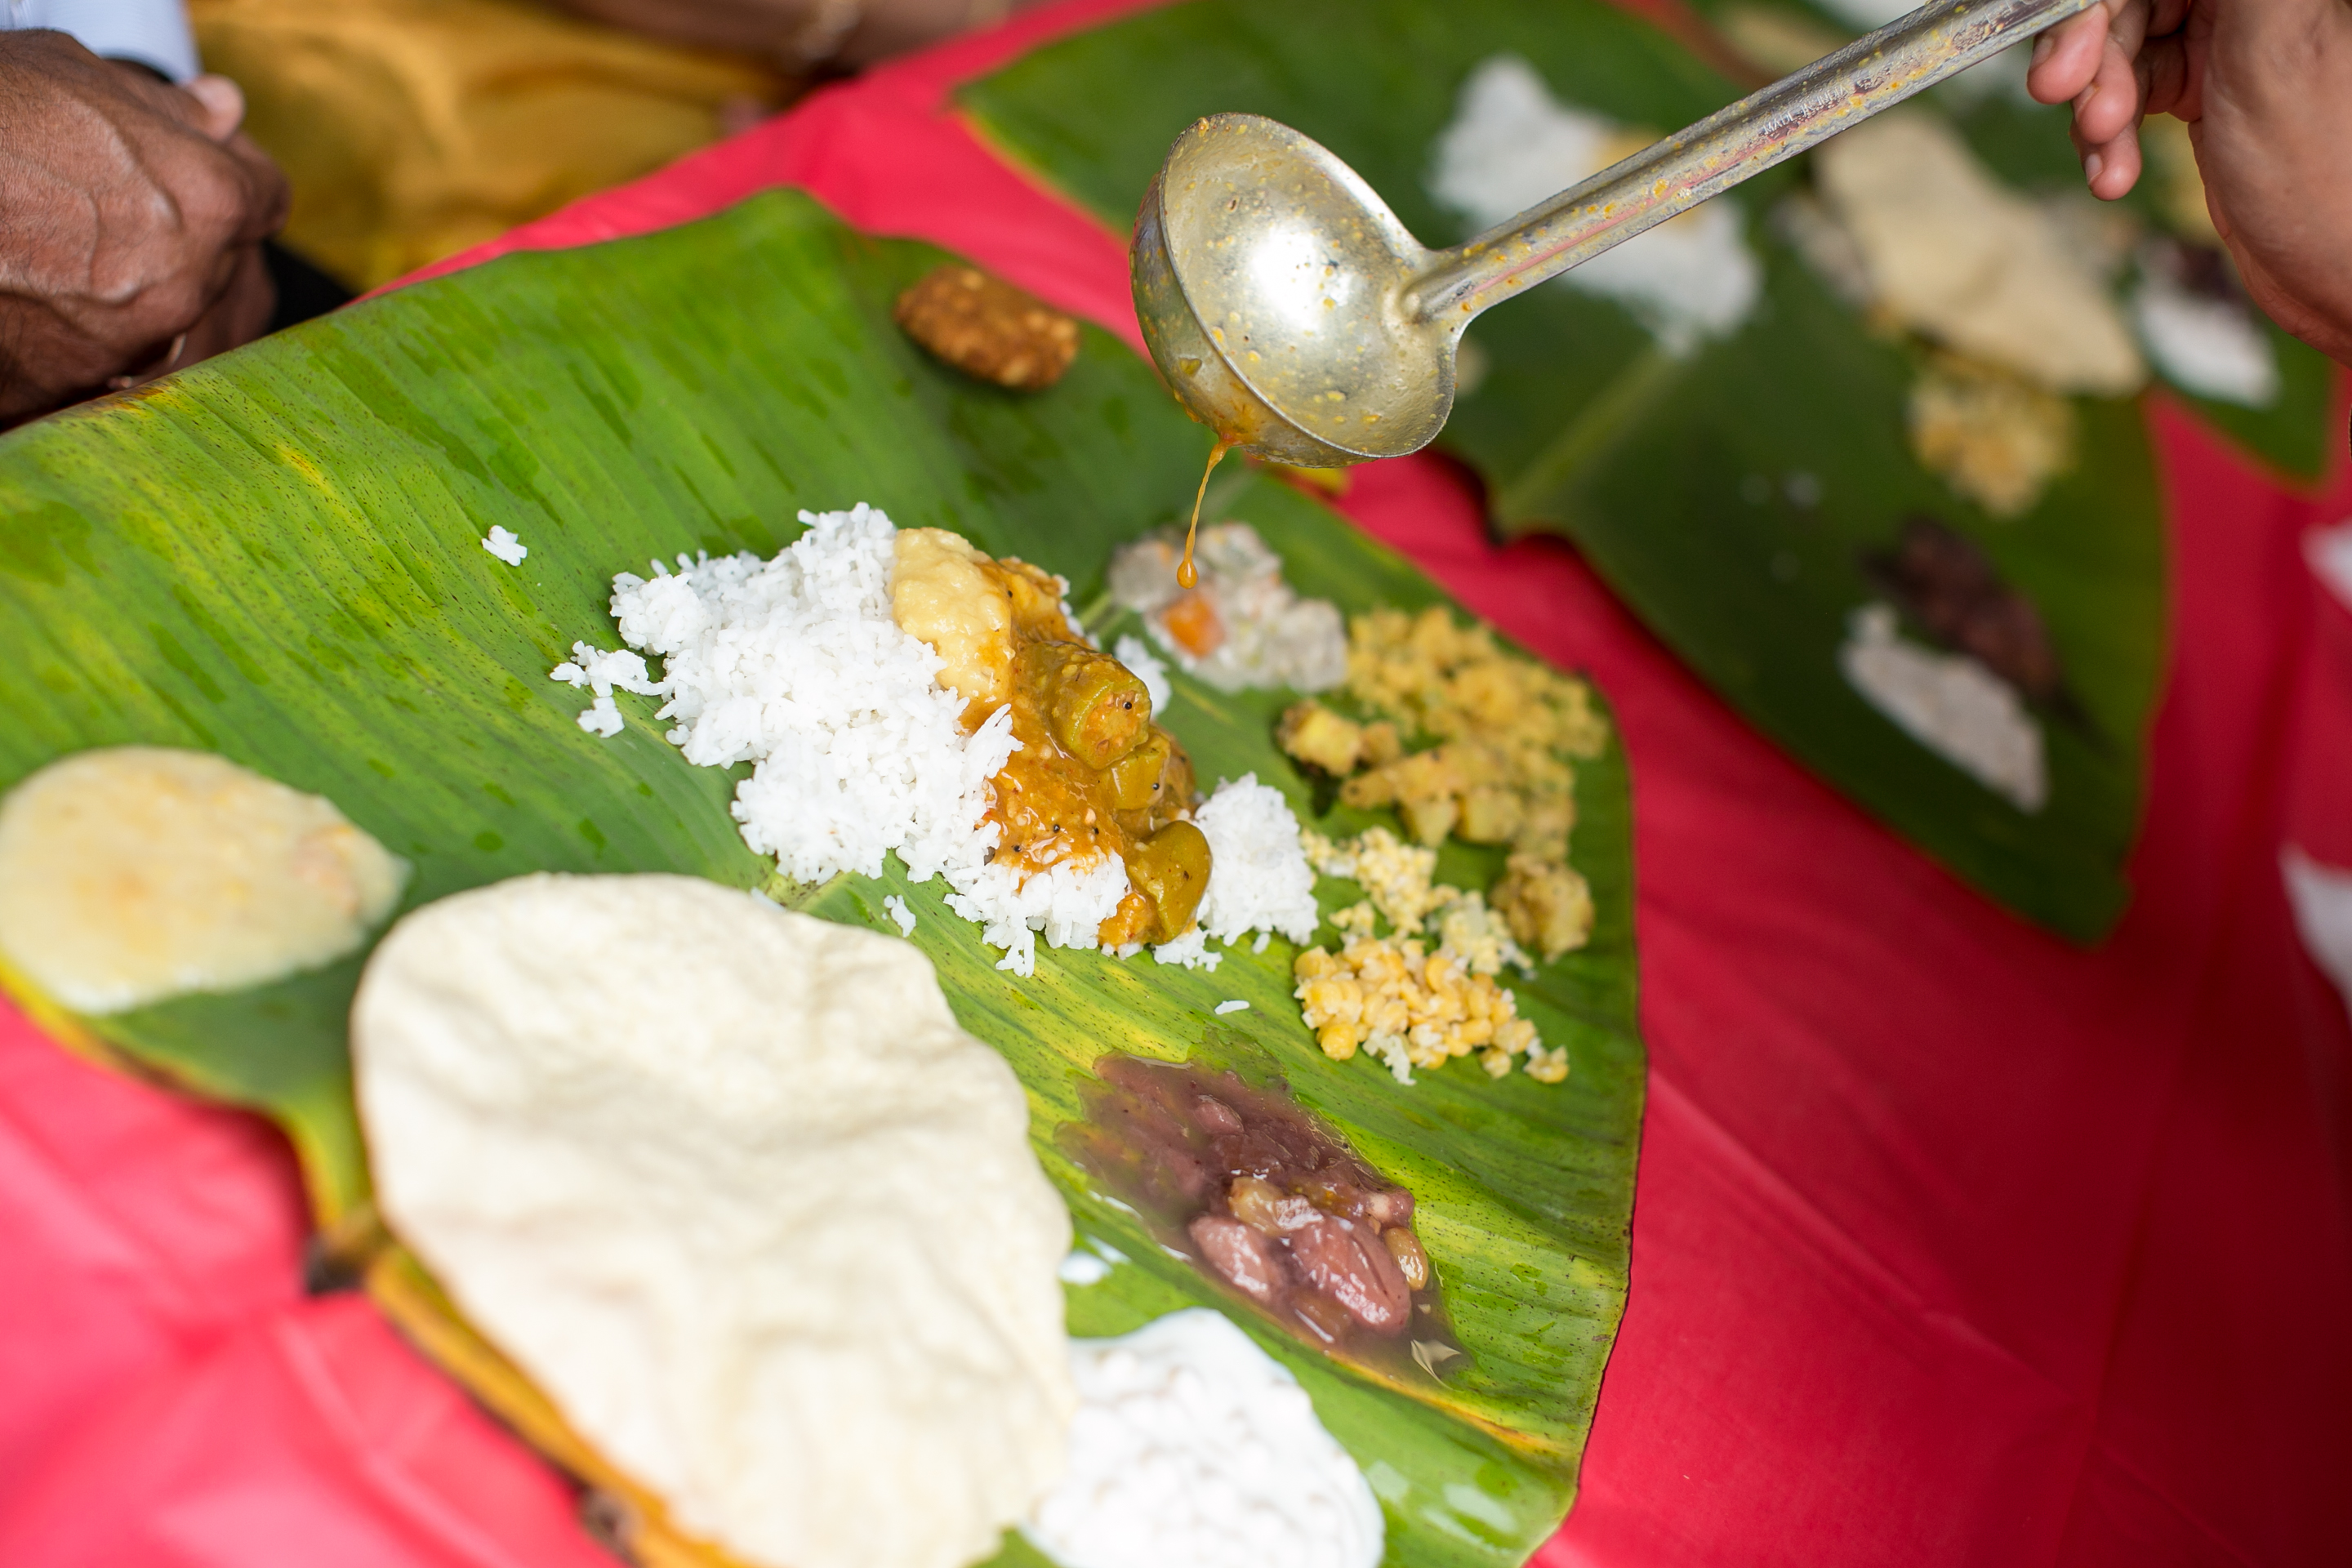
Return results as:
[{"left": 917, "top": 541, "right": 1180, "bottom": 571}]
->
[{"left": 1131, "top": 0, "right": 2100, "bottom": 467}]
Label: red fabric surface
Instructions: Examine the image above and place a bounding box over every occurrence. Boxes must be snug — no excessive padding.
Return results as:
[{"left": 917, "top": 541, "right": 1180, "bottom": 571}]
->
[{"left": 11, "top": 3, "right": 2352, "bottom": 1563}]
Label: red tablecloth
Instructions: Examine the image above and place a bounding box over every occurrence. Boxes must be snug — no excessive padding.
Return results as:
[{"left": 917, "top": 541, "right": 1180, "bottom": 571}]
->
[{"left": 7, "top": 2, "right": 2350, "bottom": 1562}]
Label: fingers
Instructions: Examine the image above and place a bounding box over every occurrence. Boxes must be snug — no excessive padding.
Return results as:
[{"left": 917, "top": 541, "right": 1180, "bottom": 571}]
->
[
  {"left": 179, "top": 75, "right": 247, "bottom": 143},
  {"left": 216, "top": 132, "right": 292, "bottom": 246},
  {"left": 2072, "top": 115, "right": 2143, "bottom": 199},
  {"left": 2070, "top": 0, "right": 2150, "bottom": 145},
  {"left": 2137, "top": 31, "right": 2194, "bottom": 118},
  {"left": 167, "top": 242, "right": 276, "bottom": 372},
  {"left": 2026, "top": 4, "right": 2114, "bottom": 104}
]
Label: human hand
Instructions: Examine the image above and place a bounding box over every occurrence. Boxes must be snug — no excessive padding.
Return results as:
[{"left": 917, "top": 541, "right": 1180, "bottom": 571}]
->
[
  {"left": 2025, "top": 0, "right": 2352, "bottom": 364},
  {"left": 0, "top": 33, "right": 290, "bottom": 425}
]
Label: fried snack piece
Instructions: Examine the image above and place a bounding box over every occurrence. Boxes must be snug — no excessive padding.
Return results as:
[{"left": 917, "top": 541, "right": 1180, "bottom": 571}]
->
[{"left": 894, "top": 265, "right": 1080, "bottom": 391}]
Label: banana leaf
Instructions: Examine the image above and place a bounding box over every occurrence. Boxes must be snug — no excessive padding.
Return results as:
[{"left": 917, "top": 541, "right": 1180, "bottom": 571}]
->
[
  {"left": 0, "top": 190, "right": 1642, "bottom": 1566},
  {"left": 957, "top": 0, "right": 2208, "bottom": 939},
  {"left": 1690, "top": 0, "right": 2341, "bottom": 482}
]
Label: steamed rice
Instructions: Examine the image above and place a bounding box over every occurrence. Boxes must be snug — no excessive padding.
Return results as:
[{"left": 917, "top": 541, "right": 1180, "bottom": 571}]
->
[
  {"left": 555, "top": 506, "right": 1320, "bottom": 975},
  {"left": 1429, "top": 55, "right": 1761, "bottom": 355}
]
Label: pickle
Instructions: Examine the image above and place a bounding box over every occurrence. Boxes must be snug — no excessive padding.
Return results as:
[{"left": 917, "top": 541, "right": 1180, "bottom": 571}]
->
[
  {"left": 1122, "top": 819, "right": 1211, "bottom": 944},
  {"left": 1024, "top": 644, "right": 1152, "bottom": 768}
]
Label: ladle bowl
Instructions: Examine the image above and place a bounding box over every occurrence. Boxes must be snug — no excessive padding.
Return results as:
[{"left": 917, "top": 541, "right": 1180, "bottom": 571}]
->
[{"left": 1132, "top": 0, "right": 2101, "bottom": 466}]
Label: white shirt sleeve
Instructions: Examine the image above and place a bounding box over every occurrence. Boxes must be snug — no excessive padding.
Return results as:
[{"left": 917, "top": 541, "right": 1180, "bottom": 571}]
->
[{"left": 2, "top": 0, "right": 200, "bottom": 82}]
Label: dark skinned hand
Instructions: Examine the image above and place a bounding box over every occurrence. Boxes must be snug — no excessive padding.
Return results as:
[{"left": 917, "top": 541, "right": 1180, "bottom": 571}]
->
[
  {"left": 0, "top": 31, "right": 289, "bottom": 425},
  {"left": 2026, "top": 0, "right": 2352, "bottom": 365}
]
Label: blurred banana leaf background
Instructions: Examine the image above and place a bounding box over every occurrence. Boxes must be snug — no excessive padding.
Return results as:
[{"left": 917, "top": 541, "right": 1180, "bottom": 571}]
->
[
  {"left": 0, "top": 192, "right": 1643, "bottom": 1567},
  {"left": 961, "top": 0, "right": 2340, "bottom": 940}
]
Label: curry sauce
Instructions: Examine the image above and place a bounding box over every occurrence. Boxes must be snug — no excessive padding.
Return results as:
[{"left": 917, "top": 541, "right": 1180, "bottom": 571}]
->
[{"left": 892, "top": 528, "right": 1209, "bottom": 947}]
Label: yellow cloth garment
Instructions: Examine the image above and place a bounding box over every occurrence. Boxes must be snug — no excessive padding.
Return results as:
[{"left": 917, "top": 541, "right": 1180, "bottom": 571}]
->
[{"left": 192, "top": 0, "right": 791, "bottom": 289}]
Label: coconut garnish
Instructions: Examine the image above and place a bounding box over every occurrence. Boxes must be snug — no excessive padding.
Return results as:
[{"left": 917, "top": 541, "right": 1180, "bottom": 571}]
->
[{"left": 354, "top": 872, "right": 1074, "bottom": 1568}]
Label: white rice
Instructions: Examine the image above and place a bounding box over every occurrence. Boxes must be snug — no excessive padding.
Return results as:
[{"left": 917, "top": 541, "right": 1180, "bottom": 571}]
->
[
  {"left": 881, "top": 894, "right": 915, "bottom": 936},
  {"left": 1025, "top": 1308, "right": 1383, "bottom": 1568},
  {"left": 1838, "top": 603, "right": 2046, "bottom": 811},
  {"left": 557, "top": 505, "right": 1111, "bottom": 976},
  {"left": 1430, "top": 56, "right": 1761, "bottom": 355},
  {"left": 1214, "top": 1000, "right": 1250, "bottom": 1016},
  {"left": 555, "top": 506, "right": 1324, "bottom": 977},
  {"left": 1192, "top": 776, "right": 1320, "bottom": 947},
  {"left": 2132, "top": 266, "right": 2279, "bottom": 408},
  {"left": 482, "top": 525, "right": 528, "bottom": 566},
  {"left": 1151, "top": 929, "right": 1221, "bottom": 972}
]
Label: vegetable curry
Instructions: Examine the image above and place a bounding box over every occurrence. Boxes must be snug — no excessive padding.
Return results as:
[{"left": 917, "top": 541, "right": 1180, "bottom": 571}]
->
[{"left": 892, "top": 528, "right": 1209, "bottom": 946}]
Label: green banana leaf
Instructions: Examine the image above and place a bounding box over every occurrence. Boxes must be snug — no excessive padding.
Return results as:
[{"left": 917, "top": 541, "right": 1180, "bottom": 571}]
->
[
  {"left": 956, "top": 0, "right": 2212, "bottom": 939},
  {"left": 0, "top": 190, "right": 1641, "bottom": 1566}
]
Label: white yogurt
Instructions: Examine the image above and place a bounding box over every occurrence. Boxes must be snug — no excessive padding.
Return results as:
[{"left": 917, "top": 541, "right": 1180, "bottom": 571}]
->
[{"left": 1026, "top": 1309, "right": 1383, "bottom": 1568}]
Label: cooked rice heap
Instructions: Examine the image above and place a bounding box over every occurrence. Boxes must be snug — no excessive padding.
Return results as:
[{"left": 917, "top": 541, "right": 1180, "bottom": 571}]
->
[
  {"left": 556, "top": 506, "right": 1312, "bottom": 976},
  {"left": 1108, "top": 522, "right": 1346, "bottom": 695},
  {"left": 1280, "top": 606, "right": 1605, "bottom": 960},
  {"left": 1429, "top": 55, "right": 1761, "bottom": 355}
]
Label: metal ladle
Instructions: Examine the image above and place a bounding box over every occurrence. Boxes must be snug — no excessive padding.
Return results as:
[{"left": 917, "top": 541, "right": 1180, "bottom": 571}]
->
[{"left": 1132, "top": 0, "right": 2100, "bottom": 467}]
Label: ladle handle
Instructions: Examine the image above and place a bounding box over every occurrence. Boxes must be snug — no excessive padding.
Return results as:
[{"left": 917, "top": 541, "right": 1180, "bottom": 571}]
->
[{"left": 1406, "top": 0, "right": 2101, "bottom": 325}]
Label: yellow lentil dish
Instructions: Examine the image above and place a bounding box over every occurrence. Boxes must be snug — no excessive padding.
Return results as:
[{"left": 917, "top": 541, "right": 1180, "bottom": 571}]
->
[{"left": 1279, "top": 605, "right": 1606, "bottom": 960}]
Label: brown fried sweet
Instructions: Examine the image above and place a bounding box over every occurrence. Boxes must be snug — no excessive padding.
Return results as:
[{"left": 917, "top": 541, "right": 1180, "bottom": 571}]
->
[{"left": 893, "top": 265, "right": 1080, "bottom": 391}]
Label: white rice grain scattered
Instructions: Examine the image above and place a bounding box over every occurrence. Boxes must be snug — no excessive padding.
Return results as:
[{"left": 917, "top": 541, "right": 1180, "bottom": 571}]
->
[
  {"left": 881, "top": 894, "right": 916, "bottom": 937},
  {"left": 1152, "top": 928, "right": 1222, "bottom": 972},
  {"left": 578, "top": 697, "right": 622, "bottom": 738},
  {"left": 1214, "top": 1000, "right": 1250, "bottom": 1016},
  {"left": 482, "top": 525, "right": 528, "bottom": 566}
]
